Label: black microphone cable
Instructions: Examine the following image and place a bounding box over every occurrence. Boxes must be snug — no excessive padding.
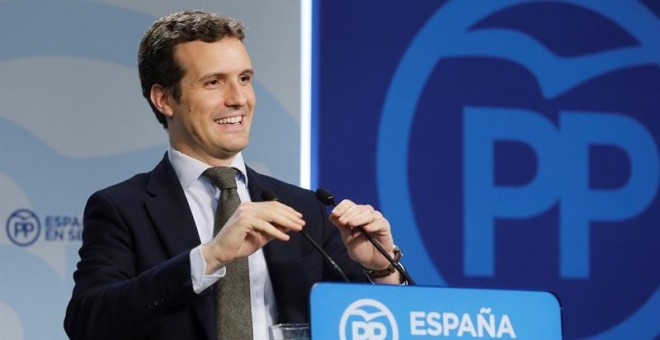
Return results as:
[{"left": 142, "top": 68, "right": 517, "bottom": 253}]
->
[
  {"left": 261, "top": 190, "right": 350, "bottom": 283},
  {"left": 315, "top": 187, "right": 415, "bottom": 285}
]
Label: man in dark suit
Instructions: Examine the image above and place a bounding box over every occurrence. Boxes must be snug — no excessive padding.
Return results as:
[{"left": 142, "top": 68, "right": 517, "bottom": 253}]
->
[{"left": 64, "top": 10, "right": 403, "bottom": 340}]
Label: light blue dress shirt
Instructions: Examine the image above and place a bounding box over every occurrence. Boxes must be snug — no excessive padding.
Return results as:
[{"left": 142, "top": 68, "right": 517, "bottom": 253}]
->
[{"left": 168, "top": 147, "right": 277, "bottom": 340}]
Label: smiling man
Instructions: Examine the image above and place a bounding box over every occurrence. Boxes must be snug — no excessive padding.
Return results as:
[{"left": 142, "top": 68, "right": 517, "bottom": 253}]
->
[
  {"left": 153, "top": 37, "right": 255, "bottom": 165},
  {"left": 64, "top": 10, "right": 404, "bottom": 340}
]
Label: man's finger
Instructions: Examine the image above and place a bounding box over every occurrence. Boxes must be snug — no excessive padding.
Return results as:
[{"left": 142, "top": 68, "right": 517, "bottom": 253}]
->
[{"left": 250, "top": 218, "right": 292, "bottom": 241}]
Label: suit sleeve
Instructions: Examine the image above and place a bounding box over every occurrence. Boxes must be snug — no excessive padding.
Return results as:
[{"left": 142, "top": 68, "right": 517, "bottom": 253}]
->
[{"left": 63, "top": 191, "right": 200, "bottom": 340}]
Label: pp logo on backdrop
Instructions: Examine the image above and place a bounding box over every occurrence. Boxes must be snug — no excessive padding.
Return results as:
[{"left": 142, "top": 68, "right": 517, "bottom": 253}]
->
[
  {"left": 339, "top": 299, "right": 399, "bottom": 340},
  {"left": 4, "top": 208, "right": 83, "bottom": 246},
  {"left": 464, "top": 108, "right": 657, "bottom": 278},
  {"left": 377, "top": 1, "right": 659, "bottom": 338},
  {"left": 6, "top": 209, "right": 40, "bottom": 246}
]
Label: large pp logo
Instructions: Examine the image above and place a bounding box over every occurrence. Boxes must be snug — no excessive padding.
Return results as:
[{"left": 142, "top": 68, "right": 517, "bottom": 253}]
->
[
  {"left": 377, "top": 1, "right": 659, "bottom": 339},
  {"left": 339, "top": 299, "right": 399, "bottom": 340},
  {"left": 464, "top": 108, "right": 657, "bottom": 278},
  {"left": 6, "top": 209, "right": 41, "bottom": 246}
]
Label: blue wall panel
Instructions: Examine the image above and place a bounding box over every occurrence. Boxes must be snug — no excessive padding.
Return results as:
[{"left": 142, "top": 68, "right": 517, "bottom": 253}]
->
[{"left": 318, "top": 1, "right": 660, "bottom": 338}]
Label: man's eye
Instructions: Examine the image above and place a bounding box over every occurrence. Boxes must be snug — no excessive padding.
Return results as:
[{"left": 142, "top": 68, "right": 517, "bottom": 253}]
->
[
  {"left": 207, "top": 79, "right": 220, "bottom": 86},
  {"left": 239, "top": 75, "right": 251, "bottom": 84}
]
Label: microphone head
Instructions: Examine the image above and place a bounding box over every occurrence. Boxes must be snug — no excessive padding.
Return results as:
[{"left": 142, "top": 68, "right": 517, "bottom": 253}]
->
[
  {"left": 261, "top": 190, "right": 279, "bottom": 202},
  {"left": 315, "top": 187, "right": 336, "bottom": 207}
]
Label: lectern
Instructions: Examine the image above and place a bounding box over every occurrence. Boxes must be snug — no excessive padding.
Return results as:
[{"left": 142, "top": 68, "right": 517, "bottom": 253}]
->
[{"left": 311, "top": 283, "right": 562, "bottom": 340}]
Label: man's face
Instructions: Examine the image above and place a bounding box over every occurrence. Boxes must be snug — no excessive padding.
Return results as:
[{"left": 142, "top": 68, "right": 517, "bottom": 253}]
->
[{"left": 164, "top": 37, "right": 255, "bottom": 166}]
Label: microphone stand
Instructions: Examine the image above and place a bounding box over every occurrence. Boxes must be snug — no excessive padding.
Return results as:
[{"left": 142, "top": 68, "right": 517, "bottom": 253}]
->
[
  {"left": 315, "top": 188, "right": 416, "bottom": 285},
  {"left": 261, "top": 190, "right": 350, "bottom": 283}
]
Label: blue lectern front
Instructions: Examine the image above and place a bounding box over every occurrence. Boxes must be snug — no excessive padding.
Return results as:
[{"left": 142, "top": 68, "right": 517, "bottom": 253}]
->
[{"left": 310, "top": 283, "right": 562, "bottom": 340}]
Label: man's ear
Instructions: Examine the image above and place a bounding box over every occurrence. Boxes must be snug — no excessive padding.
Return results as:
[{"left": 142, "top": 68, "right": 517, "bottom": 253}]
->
[{"left": 150, "top": 84, "right": 175, "bottom": 118}]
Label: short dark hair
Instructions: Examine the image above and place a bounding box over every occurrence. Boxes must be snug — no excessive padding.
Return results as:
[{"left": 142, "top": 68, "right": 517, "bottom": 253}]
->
[{"left": 138, "top": 10, "right": 245, "bottom": 128}]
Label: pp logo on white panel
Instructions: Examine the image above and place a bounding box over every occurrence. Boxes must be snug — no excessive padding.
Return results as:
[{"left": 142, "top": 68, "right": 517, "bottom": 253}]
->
[
  {"left": 339, "top": 298, "right": 399, "bottom": 340},
  {"left": 6, "top": 209, "right": 40, "bottom": 246}
]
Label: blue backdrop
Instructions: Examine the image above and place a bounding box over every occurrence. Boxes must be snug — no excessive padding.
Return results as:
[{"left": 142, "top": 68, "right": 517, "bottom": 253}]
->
[{"left": 317, "top": 1, "right": 659, "bottom": 339}]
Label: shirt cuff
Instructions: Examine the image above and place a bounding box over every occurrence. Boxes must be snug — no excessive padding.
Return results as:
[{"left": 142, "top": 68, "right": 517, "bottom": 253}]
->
[{"left": 190, "top": 245, "right": 225, "bottom": 294}]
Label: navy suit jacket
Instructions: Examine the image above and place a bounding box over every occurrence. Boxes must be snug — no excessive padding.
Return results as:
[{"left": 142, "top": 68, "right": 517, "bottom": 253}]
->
[{"left": 64, "top": 155, "right": 365, "bottom": 340}]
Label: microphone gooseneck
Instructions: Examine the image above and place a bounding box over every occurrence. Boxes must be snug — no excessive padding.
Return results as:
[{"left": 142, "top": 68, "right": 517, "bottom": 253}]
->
[
  {"left": 315, "top": 187, "right": 415, "bottom": 285},
  {"left": 261, "top": 190, "right": 350, "bottom": 283}
]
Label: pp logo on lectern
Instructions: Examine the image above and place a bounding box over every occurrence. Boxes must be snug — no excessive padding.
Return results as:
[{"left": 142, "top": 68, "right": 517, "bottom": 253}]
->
[{"left": 339, "top": 299, "right": 399, "bottom": 340}]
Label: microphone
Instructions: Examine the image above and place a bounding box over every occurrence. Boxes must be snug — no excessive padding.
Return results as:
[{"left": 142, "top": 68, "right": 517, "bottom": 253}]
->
[
  {"left": 261, "top": 190, "right": 350, "bottom": 283},
  {"left": 315, "top": 187, "right": 415, "bottom": 285}
]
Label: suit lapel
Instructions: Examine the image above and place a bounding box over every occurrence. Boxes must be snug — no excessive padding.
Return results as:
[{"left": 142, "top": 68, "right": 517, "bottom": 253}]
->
[
  {"left": 246, "top": 167, "right": 309, "bottom": 323},
  {"left": 145, "top": 155, "right": 201, "bottom": 257},
  {"left": 246, "top": 166, "right": 268, "bottom": 204},
  {"left": 144, "top": 155, "right": 214, "bottom": 340}
]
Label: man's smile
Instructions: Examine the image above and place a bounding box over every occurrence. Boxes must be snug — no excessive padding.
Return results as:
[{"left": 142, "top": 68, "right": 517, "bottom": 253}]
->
[{"left": 214, "top": 115, "right": 244, "bottom": 125}]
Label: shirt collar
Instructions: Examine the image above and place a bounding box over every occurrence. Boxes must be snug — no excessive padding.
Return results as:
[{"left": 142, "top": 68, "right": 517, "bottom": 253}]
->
[{"left": 167, "top": 147, "right": 248, "bottom": 189}]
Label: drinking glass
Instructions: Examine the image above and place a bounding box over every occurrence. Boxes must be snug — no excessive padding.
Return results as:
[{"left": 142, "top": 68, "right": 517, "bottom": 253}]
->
[{"left": 269, "top": 323, "right": 310, "bottom": 340}]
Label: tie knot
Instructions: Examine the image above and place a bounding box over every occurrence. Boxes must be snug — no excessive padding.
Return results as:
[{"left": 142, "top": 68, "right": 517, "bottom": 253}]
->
[{"left": 203, "top": 167, "right": 238, "bottom": 190}]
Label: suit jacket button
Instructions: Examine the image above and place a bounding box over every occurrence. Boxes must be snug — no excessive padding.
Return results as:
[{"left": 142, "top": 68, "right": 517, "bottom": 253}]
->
[{"left": 148, "top": 298, "right": 165, "bottom": 310}]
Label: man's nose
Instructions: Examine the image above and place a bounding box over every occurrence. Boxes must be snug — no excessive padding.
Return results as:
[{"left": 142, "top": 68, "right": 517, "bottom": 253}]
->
[{"left": 224, "top": 81, "right": 247, "bottom": 107}]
